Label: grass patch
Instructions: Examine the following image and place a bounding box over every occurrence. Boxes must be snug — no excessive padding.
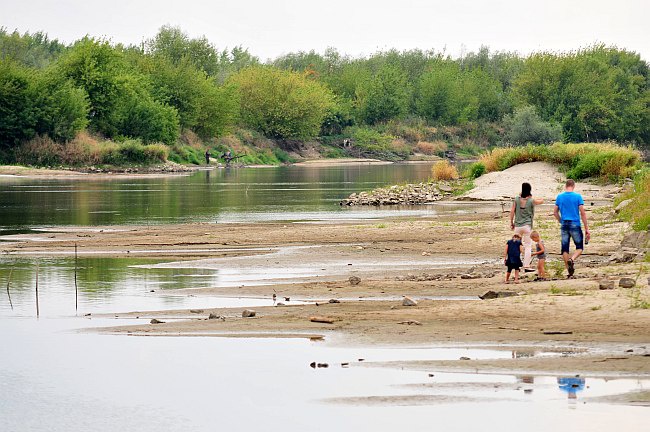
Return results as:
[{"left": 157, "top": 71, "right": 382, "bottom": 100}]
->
[
  {"left": 479, "top": 142, "right": 641, "bottom": 181},
  {"left": 615, "top": 167, "right": 650, "bottom": 231}
]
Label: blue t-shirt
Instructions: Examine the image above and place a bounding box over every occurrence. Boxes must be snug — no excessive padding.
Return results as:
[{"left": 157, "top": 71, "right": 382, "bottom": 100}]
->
[{"left": 555, "top": 191, "right": 584, "bottom": 224}]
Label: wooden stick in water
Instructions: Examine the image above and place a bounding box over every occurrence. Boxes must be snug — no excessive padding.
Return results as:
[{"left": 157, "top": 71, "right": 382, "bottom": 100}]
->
[
  {"left": 5, "top": 268, "right": 13, "bottom": 310},
  {"left": 74, "top": 243, "right": 78, "bottom": 312},
  {"left": 35, "top": 261, "right": 39, "bottom": 317}
]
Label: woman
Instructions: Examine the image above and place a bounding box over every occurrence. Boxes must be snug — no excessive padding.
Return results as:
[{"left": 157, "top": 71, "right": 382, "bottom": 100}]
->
[{"left": 509, "top": 182, "right": 544, "bottom": 271}]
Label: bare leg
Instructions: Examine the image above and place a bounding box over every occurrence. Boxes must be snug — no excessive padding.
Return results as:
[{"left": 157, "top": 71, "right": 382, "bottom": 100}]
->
[
  {"left": 538, "top": 259, "right": 546, "bottom": 278},
  {"left": 571, "top": 249, "right": 583, "bottom": 262},
  {"left": 562, "top": 252, "right": 570, "bottom": 269},
  {"left": 505, "top": 272, "right": 511, "bottom": 283},
  {"left": 514, "top": 269, "right": 520, "bottom": 283}
]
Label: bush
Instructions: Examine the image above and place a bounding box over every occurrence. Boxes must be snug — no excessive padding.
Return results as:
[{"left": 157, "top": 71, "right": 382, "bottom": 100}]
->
[
  {"left": 465, "top": 161, "right": 486, "bottom": 179},
  {"left": 502, "top": 105, "right": 563, "bottom": 145},
  {"left": 431, "top": 160, "right": 459, "bottom": 180},
  {"left": 416, "top": 140, "right": 446, "bottom": 155},
  {"left": 479, "top": 143, "right": 641, "bottom": 180}
]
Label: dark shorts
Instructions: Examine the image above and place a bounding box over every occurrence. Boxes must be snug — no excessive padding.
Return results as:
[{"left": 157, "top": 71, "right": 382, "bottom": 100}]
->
[
  {"left": 506, "top": 261, "right": 522, "bottom": 272},
  {"left": 561, "top": 220, "right": 584, "bottom": 254}
]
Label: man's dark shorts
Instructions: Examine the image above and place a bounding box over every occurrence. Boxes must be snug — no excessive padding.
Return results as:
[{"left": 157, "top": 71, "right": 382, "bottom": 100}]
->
[{"left": 561, "top": 220, "right": 584, "bottom": 254}]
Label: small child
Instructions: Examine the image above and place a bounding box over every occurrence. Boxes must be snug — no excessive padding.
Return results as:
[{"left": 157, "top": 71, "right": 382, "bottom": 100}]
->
[
  {"left": 504, "top": 233, "right": 523, "bottom": 283},
  {"left": 530, "top": 230, "right": 547, "bottom": 280}
]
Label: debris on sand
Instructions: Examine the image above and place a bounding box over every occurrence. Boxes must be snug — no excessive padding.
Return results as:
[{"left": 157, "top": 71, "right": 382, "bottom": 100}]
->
[
  {"left": 310, "top": 316, "right": 335, "bottom": 324},
  {"left": 402, "top": 296, "right": 418, "bottom": 306}
]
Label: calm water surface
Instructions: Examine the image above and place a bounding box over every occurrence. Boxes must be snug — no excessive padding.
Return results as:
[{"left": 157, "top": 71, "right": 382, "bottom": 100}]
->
[{"left": 0, "top": 164, "right": 453, "bottom": 228}]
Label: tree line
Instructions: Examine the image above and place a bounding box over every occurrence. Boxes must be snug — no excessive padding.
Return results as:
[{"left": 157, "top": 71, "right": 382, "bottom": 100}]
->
[{"left": 1, "top": 25, "right": 648, "bottom": 162}]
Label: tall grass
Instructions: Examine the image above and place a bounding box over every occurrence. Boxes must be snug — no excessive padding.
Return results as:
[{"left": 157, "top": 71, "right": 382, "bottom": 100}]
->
[
  {"left": 479, "top": 143, "right": 640, "bottom": 180},
  {"left": 431, "top": 160, "right": 459, "bottom": 180},
  {"left": 15, "top": 133, "right": 168, "bottom": 166},
  {"left": 616, "top": 168, "right": 650, "bottom": 231}
]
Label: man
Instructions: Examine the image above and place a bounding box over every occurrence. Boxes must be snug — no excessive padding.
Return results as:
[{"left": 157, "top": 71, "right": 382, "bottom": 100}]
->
[{"left": 553, "top": 179, "right": 591, "bottom": 277}]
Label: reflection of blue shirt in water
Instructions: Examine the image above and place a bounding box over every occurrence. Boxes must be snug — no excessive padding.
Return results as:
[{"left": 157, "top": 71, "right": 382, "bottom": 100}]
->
[
  {"left": 558, "top": 377, "right": 585, "bottom": 394},
  {"left": 506, "top": 239, "right": 523, "bottom": 266}
]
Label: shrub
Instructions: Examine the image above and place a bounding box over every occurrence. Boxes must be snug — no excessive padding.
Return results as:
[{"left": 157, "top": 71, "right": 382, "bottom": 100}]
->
[
  {"left": 465, "top": 161, "right": 486, "bottom": 179},
  {"left": 502, "top": 106, "right": 563, "bottom": 145},
  {"left": 431, "top": 160, "right": 459, "bottom": 180},
  {"left": 416, "top": 140, "right": 446, "bottom": 155}
]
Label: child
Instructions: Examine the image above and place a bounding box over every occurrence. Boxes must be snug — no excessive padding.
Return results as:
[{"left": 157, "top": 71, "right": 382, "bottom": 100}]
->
[
  {"left": 530, "top": 231, "right": 547, "bottom": 281},
  {"left": 504, "top": 233, "right": 523, "bottom": 283}
]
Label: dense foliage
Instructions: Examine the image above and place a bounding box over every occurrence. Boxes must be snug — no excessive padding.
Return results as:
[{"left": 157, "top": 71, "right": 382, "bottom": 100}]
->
[{"left": 1, "top": 26, "right": 649, "bottom": 166}]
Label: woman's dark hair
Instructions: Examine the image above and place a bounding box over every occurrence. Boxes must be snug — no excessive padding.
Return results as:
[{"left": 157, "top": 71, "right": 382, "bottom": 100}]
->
[{"left": 521, "top": 182, "right": 532, "bottom": 198}]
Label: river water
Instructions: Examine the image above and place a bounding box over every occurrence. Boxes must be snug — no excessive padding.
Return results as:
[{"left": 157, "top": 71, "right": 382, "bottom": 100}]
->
[{"left": 0, "top": 165, "right": 648, "bottom": 431}]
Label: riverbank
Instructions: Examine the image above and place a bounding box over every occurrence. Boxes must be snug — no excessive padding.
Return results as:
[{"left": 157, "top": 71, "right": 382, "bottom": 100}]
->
[{"left": 0, "top": 162, "right": 196, "bottom": 178}]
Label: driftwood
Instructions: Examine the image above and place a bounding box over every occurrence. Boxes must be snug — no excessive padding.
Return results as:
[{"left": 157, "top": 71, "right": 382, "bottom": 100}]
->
[{"left": 310, "top": 316, "right": 335, "bottom": 324}]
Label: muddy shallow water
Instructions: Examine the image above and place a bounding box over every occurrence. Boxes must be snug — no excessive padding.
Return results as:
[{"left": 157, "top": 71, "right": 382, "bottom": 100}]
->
[
  {"left": 1, "top": 256, "right": 649, "bottom": 432},
  {"left": 1, "top": 316, "right": 648, "bottom": 432}
]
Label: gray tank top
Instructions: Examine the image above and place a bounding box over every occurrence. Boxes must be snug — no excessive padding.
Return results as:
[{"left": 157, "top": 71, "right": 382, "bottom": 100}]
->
[{"left": 514, "top": 196, "right": 535, "bottom": 228}]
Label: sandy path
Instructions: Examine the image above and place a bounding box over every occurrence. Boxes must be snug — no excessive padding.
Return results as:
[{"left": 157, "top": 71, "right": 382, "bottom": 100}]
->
[{"left": 462, "top": 162, "right": 620, "bottom": 201}]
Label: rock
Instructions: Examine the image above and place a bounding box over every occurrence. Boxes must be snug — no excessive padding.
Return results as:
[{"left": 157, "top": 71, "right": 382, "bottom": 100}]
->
[
  {"left": 614, "top": 199, "right": 633, "bottom": 214},
  {"left": 348, "top": 276, "right": 361, "bottom": 285},
  {"left": 422, "top": 251, "right": 431, "bottom": 256},
  {"left": 402, "top": 296, "right": 418, "bottom": 306},
  {"left": 620, "top": 231, "right": 650, "bottom": 250},
  {"left": 609, "top": 248, "right": 639, "bottom": 263},
  {"left": 497, "top": 291, "right": 518, "bottom": 298},
  {"left": 619, "top": 277, "right": 636, "bottom": 289},
  {"left": 439, "top": 184, "right": 453, "bottom": 193},
  {"left": 189, "top": 309, "right": 204, "bottom": 314},
  {"left": 208, "top": 313, "right": 225, "bottom": 320},
  {"left": 460, "top": 273, "right": 481, "bottom": 279},
  {"left": 479, "top": 290, "right": 498, "bottom": 300},
  {"left": 598, "top": 280, "right": 615, "bottom": 290},
  {"left": 242, "top": 309, "right": 256, "bottom": 318},
  {"left": 317, "top": 363, "right": 329, "bottom": 368},
  {"left": 459, "top": 356, "right": 471, "bottom": 360},
  {"left": 150, "top": 319, "right": 164, "bottom": 324},
  {"left": 328, "top": 299, "right": 340, "bottom": 304}
]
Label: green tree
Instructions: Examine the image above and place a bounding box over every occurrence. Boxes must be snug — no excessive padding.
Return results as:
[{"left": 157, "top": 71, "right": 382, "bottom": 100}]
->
[
  {"left": 230, "top": 66, "right": 334, "bottom": 139},
  {"left": 32, "top": 70, "right": 89, "bottom": 141},
  {"left": 356, "top": 64, "right": 410, "bottom": 124},
  {"left": 0, "top": 60, "right": 36, "bottom": 147},
  {"left": 56, "top": 38, "right": 179, "bottom": 143}
]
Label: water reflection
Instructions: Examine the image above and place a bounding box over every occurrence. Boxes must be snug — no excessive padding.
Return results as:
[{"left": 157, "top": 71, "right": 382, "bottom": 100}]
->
[{"left": 0, "top": 164, "right": 442, "bottom": 227}]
